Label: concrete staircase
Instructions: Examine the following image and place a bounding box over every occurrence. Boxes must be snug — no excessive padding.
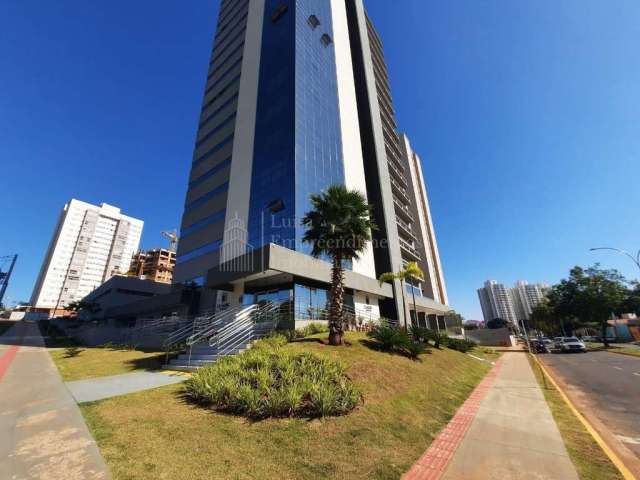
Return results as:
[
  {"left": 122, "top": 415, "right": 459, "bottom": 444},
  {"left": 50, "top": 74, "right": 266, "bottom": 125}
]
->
[
  {"left": 162, "top": 301, "right": 283, "bottom": 372},
  {"left": 164, "top": 340, "right": 252, "bottom": 371}
]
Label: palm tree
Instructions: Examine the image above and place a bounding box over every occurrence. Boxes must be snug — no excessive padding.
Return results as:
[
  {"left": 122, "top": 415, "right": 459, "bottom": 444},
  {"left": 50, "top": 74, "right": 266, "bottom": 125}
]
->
[
  {"left": 378, "top": 262, "right": 424, "bottom": 327},
  {"left": 302, "top": 185, "right": 375, "bottom": 345}
]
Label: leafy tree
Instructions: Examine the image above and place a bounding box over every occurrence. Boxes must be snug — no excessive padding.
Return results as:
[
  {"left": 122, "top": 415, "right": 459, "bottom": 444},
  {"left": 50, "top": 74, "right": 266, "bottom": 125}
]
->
[
  {"left": 302, "top": 185, "right": 375, "bottom": 346},
  {"left": 378, "top": 262, "right": 424, "bottom": 328},
  {"left": 623, "top": 282, "right": 640, "bottom": 315},
  {"left": 65, "top": 300, "right": 100, "bottom": 315},
  {"left": 551, "top": 265, "right": 628, "bottom": 346},
  {"left": 529, "top": 301, "right": 559, "bottom": 335}
]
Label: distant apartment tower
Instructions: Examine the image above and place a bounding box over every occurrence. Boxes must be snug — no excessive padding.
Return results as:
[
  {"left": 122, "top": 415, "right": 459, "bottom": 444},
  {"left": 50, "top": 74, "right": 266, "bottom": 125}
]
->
[
  {"left": 477, "top": 280, "right": 518, "bottom": 327},
  {"left": 31, "top": 200, "right": 143, "bottom": 315},
  {"left": 128, "top": 249, "right": 176, "bottom": 284},
  {"left": 511, "top": 280, "right": 548, "bottom": 322},
  {"left": 172, "top": 0, "right": 450, "bottom": 326}
]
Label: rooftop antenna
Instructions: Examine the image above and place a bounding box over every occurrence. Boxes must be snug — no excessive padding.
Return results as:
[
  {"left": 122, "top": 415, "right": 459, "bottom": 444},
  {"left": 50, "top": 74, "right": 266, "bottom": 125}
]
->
[{"left": 161, "top": 230, "right": 179, "bottom": 252}]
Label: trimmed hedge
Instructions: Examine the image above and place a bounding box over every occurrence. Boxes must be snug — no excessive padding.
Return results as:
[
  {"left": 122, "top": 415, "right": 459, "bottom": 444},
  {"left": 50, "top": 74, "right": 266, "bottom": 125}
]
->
[
  {"left": 184, "top": 335, "right": 360, "bottom": 418},
  {"left": 444, "top": 337, "right": 476, "bottom": 353}
]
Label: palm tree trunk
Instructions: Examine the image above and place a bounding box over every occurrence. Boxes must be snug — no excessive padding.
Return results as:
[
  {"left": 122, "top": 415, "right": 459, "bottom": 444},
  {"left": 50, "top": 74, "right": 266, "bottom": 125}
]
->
[
  {"left": 410, "top": 281, "right": 418, "bottom": 327},
  {"left": 400, "top": 279, "right": 408, "bottom": 330},
  {"left": 328, "top": 254, "right": 345, "bottom": 345}
]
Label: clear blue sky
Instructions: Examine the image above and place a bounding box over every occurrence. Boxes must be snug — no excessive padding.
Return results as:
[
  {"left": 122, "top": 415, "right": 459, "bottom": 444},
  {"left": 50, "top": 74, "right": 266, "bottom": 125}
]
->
[{"left": 1, "top": 0, "right": 638, "bottom": 319}]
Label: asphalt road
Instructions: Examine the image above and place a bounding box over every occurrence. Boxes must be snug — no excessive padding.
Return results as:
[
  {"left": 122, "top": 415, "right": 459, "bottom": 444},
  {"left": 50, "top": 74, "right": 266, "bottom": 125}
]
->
[{"left": 541, "top": 350, "right": 640, "bottom": 459}]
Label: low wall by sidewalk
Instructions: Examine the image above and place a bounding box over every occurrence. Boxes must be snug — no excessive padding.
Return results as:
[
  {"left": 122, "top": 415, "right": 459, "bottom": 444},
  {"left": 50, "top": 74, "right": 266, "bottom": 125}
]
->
[
  {"left": 465, "top": 327, "right": 514, "bottom": 347},
  {"left": 52, "top": 318, "right": 166, "bottom": 350}
]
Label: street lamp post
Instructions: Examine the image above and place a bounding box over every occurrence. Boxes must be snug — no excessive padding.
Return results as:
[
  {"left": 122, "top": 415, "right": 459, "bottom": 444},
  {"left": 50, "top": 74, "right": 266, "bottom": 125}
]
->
[{"left": 590, "top": 247, "right": 640, "bottom": 273}]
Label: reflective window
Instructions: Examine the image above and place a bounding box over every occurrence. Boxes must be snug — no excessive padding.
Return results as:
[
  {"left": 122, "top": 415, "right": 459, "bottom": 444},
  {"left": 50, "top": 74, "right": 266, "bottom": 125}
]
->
[
  {"left": 180, "top": 209, "right": 226, "bottom": 238},
  {"left": 247, "top": 0, "right": 345, "bottom": 256},
  {"left": 184, "top": 182, "right": 229, "bottom": 212},
  {"left": 189, "top": 157, "right": 232, "bottom": 188},
  {"left": 176, "top": 239, "right": 223, "bottom": 264}
]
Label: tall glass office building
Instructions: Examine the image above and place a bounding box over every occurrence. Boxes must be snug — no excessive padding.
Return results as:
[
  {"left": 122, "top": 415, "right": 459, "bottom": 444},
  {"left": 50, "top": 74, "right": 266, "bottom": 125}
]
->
[{"left": 173, "top": 0, "right": 449, "bottom": 327}]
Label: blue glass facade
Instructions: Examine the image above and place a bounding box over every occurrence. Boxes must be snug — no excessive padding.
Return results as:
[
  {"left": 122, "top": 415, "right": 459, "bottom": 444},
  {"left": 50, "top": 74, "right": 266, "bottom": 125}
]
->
[
  {"left": 294, "top": 0, "right": 345, "bottom": 254},
  {"left": 247, "top": 0, "right": 345, "bottom": 254},
  {"left": 247, "top": 0, "right": 296, "bottom": 251}
]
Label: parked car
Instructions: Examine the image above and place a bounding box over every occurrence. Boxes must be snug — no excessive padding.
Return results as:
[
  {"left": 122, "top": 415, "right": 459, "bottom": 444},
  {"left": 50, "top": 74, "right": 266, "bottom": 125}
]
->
[
  {"left": 553, "top": 337, "right": 587, "bottom": 353},
  {"left": 530, "top": 339, "right": 549, "bottom": 353},
  {"left": 581, "top": 336, "right": 600, "bottom": 343}
]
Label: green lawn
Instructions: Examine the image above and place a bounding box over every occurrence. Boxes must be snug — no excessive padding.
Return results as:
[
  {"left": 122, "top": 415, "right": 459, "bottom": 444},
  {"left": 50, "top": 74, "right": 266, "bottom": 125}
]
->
[
  {"left": 528, "top": 356, "right": 623, "bottom": 480},
  {"left": 586, "top": 342, "right": 640, "bottom": 358},
  {"left": 81, "top": 333, "right": 498, "bottom": 480},
  {"left": 48, "top": 345, "right": 166, "bottom": 381},
  {"left": 38, "top": 320, "right": 166, "bottom": 381}
]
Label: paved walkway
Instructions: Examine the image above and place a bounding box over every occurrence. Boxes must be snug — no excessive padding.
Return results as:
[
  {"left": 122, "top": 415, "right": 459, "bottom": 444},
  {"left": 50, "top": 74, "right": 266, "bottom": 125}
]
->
[
  {"left": 66, "top": 370, "right": 187, "bottom": 403},
  {"left": 404, "top": 352, "right": 579, "bottom": 480},
  {"left": 0, "top": 321, "right": 111, "bottom": 480}
]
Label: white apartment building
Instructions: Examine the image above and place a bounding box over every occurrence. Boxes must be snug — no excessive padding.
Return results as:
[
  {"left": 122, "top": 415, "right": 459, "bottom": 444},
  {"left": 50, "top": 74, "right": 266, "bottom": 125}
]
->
[
  {"left": 511, "top": 280, "right": 549, "bottom": 322},
  {"left": 30, "top": 199, "right": 143, "bottom": 314},
  {"left": 477, "top": 279, "right": 549, "bottom": 329},
  {"left": 477, "top": 280, "right": 519, "bottom": 327}
]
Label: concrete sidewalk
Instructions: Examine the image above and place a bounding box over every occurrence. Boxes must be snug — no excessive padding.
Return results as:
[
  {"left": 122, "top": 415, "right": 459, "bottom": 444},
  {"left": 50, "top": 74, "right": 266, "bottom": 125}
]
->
[
  {"left": 66, "top": 370, "right": 187, "bottom": 403},
  {"left": 0, "top": 321, "right": 111, "bottom": 479},
  {"left": 405, "top": 352, "right": 579, "bottom": 480},
  {"left": 443, "top": 352, "right": 578, "bottom": 479}
]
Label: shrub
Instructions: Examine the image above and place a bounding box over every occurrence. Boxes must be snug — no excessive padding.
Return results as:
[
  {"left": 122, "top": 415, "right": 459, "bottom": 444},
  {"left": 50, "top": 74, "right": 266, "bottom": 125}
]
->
[
  {"left": 280, "top": 323, "right": 329, "bottom": 342},
  {"left": 367, "top": 324, "right": 428, "bottom": 359},
  {"left": 368, "top": 324, "right": 407, "bottom": 351},
  {"left": 410, "top": 325, "right": 430, "bottom": 343},
  {"left": 403, "top": 340, "right": 428, "bottom": 359},
  {"left": 421, "top": 329, "right": 448, "bottom": 349},
  {"left": 445, "top": 338, "right": 476, "bottom": 353},
  {"left": 185, "top": 337, "right": 360, "bottom": 419}
]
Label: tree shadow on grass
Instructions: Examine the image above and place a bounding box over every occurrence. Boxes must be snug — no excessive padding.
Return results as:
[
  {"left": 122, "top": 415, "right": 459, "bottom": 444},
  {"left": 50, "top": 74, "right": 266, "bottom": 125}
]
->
[
  {"left": 122, "top": 352, "right": 168, "bottom": 372},
  {"left": 289, "top": 337, "right": 327, "bottom": 345}
]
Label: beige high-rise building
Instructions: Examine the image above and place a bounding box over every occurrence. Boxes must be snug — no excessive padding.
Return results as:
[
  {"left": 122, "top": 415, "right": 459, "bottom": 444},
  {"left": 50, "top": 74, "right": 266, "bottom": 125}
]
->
[
  {"left": 31, "top": 199, "right": 143, "bottom": 315},
  {"left": 399, "top": 134, "right": 448, "bottom": 306}
]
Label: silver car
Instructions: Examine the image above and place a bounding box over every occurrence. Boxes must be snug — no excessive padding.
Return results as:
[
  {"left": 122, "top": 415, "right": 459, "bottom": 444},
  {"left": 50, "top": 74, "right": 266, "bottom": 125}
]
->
[{"left": 553, "top": 336, "right": 587, "bottom": 353}]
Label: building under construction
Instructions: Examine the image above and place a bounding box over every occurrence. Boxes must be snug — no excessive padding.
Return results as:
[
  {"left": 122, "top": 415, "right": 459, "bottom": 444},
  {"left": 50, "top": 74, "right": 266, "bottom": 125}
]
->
[{"left": 127, "top": 249, "right": 176, "bottom": 284}]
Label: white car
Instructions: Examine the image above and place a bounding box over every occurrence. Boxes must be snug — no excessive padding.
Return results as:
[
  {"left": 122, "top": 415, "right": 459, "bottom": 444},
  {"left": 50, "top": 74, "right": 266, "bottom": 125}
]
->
[{"left": 553, "top": 337, "right": 587, "bottom": 353}]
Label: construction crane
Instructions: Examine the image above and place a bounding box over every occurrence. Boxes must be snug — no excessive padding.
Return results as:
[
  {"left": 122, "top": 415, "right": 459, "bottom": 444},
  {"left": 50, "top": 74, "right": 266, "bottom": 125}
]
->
[
  {"left": 161, "top": 229, "right": 179, "bottom": 252},
  {"left": 0, "top": 255, "right": 18, "bottom": 308}
]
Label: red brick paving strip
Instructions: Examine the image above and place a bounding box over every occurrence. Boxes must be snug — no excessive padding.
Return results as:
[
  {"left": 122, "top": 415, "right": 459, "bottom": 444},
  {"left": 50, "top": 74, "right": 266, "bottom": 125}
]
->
[
  {"left": 0, "top": 345, "right": 20, "bottom": 382},
  {"left": 402, "top": 358, "right": 504, "bottom": 480}
]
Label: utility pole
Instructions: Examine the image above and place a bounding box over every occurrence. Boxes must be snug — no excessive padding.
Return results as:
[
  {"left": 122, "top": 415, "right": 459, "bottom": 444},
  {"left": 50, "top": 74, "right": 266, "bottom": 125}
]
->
[
  {"left": 590, "top": 247, "right": 640, "bottom": 273},
  {"left": 0, "top": 255, "right": 18, "bottom": 308}
]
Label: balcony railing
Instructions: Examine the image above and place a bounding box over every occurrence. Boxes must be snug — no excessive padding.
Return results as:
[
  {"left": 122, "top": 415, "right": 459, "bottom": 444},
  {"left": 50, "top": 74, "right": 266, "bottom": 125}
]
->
[
  {"left": 399, "top": 238, "right": 421, "bottom": 261},
  {"left": 393, "top": 198, "right": 414, "bottom": 222}
]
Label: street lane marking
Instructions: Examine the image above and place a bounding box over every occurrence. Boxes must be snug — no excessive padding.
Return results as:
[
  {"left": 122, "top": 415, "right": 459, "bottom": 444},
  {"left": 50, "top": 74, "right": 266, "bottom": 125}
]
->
[
  {"left": 633, "top": 372, "right": 640, "bottom": 377},
  {"left": 613, "top": 366, "right": 623, "bottom": 371},
  {"left": 616, "top": 435, "right": 640, "bottom": 445}
]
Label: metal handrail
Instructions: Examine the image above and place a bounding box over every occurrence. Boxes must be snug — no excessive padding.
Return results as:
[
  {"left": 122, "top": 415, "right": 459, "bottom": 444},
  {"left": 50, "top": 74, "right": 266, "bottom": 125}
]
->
[
  {"left": 209, "top": 304, "right": 260, "bottom": 348},
  {"left": 163, "top": 306, "right": 234, "bottom": 349},
  {"left": 186, "top": 304, "right": 253, "bottom": 346}
]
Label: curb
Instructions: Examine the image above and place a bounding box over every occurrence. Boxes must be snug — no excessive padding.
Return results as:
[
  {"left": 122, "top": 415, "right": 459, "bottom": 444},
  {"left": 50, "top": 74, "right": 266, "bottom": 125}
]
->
[{"left": 531, "top": 354, "right": 636, "bottom": 480}]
